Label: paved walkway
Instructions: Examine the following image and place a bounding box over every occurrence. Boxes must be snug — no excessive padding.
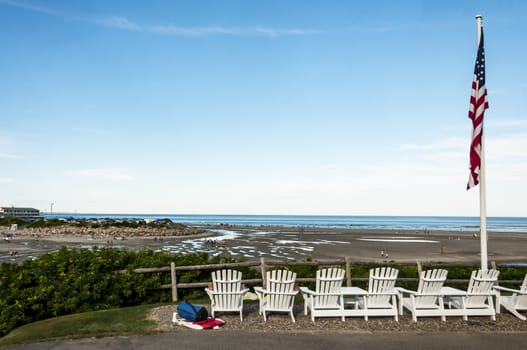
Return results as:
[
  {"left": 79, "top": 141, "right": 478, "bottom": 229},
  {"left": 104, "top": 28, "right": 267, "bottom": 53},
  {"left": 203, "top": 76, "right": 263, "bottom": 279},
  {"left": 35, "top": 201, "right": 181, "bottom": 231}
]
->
[{"left": 7, "top": 332, "right": 527, "bottom": 350}]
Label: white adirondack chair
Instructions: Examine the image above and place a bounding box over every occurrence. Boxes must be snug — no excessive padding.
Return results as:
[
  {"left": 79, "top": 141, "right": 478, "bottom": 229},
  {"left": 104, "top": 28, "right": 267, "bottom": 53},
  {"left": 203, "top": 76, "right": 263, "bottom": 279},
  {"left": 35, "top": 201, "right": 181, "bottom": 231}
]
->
[
  {"left": 299, "top": 268, "right": 345, "bottom": 322},
  {"left": 357, "top": 267, "right": 399, "bottom": 321},
  {"left": 445, "top": 269, "right": 500, "bottom": 321},
  {"left": 494, "top": 274, "right": 527, "bottom": 320},
  {"left": 205, "top": 269, "right": 249, "bottom": 321},
  {"left": 254, "top": 269, "right": 298, "bottom": 322},
  {"left": 396, "top": 269, "right": 448, "bottom": 322}
]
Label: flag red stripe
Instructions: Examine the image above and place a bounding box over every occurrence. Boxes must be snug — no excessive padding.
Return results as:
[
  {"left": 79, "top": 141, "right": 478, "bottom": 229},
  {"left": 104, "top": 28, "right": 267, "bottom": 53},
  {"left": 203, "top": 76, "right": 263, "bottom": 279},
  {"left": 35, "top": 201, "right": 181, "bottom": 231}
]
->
[{"left": 467, "top": 27, "right": 488, "bottom": 190}]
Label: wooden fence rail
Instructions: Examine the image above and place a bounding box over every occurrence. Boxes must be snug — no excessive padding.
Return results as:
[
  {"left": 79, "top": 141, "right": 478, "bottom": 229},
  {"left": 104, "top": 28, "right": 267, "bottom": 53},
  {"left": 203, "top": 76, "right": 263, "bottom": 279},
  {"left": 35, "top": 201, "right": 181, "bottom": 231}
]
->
[{"left": 118, "top": 257, "right": 527, "bottom": 302}]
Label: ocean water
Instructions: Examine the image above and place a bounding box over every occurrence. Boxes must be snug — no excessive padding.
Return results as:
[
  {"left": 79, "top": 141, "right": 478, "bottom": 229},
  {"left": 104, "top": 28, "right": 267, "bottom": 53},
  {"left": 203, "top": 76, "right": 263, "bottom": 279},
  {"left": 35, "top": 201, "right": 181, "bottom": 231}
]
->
[{"left": 48, "top": 214, "right": 527, "bottom": 233}]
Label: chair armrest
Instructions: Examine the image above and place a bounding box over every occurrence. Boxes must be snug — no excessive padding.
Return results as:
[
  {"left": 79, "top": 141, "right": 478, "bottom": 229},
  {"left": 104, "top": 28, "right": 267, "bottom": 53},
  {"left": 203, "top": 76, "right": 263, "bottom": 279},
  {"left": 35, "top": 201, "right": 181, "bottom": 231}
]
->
[
  {"left": 254, "top": 286, "right": 265, "bottom": 292},
  {"left": 466, "top": 292, "right": 498, "bottom": 296},
  {"left": 441, "top": 287, "right": 466, "bottom": 296},
  {"left": 254, "top": 286, "right": 298, "bottom": 296},
  {"left": 206, "top": 287, "right": 250, "bottom": 295},
  {"left": 394, "top": 287, "right": 416, "bottom": 295},
  {"left": 299, "top": 286, "right": 315, "bottom": 295},
  {"left": 493, "top": 286, "right": 522, "bottom": 294},
  {"left": 368, "top": 292, "right": 400, "bottom": 297}
]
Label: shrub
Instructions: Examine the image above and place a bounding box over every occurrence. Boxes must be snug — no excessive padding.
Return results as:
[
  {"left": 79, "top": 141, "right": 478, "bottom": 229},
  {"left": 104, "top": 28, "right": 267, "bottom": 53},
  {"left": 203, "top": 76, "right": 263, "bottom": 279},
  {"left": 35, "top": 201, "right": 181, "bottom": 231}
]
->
[{"left": 0, "top": 248, "right": 228, "bottom": 336}]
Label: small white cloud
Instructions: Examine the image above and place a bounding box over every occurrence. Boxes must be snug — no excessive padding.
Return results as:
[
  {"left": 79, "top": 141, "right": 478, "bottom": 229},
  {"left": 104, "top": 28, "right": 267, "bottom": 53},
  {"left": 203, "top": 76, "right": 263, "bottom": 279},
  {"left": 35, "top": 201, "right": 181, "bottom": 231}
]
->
[
  {"left": 0, "top": 177, "right": 14, "bottom": 183},
  {"left": 95, "top": 16, "right": 140, "bottom": 30},
  {"left": 487, "top": 119, "right": 527, "bottom": 128},
  {"left": 399, "top": 137, "right": 467, "bottom": 151},
  {"left": 148, "top": 24, "right": 319, "bottom": 37},
  {"left": 0, "top": 152, "right": 26, "bottom": 159},
  {"left": 0, "top": 0, "right": 61, "bottom": 16},
  {"left": 67, "top": 168, "right": 133, "bottom": 181},
  {"left": 149, "top": 25, "right": 235, "bottom": 36},
  {"left": 249, "top": 26, "right": 321, "bottom": 37},
  {"left": 0, "top": 135, "right": 13, "bottom": 145},
  {"left": 488, "top": 134, "right": 527, "bottom": 159}
]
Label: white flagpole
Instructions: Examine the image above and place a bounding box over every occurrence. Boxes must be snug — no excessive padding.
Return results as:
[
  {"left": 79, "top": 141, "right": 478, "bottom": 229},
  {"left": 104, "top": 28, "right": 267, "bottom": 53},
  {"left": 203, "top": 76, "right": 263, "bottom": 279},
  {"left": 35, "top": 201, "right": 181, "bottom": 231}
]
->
[{"left": 476, "top": 14, "right": 488, "bottom": 271}]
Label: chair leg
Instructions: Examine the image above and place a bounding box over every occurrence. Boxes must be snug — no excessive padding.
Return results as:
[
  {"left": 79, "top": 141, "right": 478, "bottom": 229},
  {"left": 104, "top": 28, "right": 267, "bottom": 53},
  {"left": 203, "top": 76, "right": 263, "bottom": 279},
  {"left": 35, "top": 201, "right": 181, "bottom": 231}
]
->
[
  {"left": 363, "top": 296, "right": 368, "bottom": 321},
  {"left": 409, "top": 297, "right": 417, "bottom": 322},
  {"left": 460, "top": 297, "right": 468, "bottom": 321},
  {"left": 392, "top": 296, "right": 398, "bottom": 322},
  {"left": 502, "top": 303, "right": 527, "bottom": 321},
  {"left": 439, "top": 297, "right": 445, "bottom": 322},
  {"left": 488, "top": 296, "right": 496, "bottom": 321}
]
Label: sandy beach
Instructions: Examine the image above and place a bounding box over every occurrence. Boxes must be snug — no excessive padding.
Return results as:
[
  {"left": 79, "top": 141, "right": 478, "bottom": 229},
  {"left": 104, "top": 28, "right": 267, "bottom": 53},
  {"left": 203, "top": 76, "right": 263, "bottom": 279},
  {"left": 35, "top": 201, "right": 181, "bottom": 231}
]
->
[{"left": 2, "top": 224, "right": 527, "bottom": 264}]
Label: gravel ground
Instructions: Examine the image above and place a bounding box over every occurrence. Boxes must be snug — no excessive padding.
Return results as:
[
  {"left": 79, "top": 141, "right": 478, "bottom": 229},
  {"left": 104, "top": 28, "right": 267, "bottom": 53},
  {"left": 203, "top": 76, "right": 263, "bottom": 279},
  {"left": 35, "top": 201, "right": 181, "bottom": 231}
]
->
[{"left": 149, "top": 302, "right": 527, "bottom": 334}]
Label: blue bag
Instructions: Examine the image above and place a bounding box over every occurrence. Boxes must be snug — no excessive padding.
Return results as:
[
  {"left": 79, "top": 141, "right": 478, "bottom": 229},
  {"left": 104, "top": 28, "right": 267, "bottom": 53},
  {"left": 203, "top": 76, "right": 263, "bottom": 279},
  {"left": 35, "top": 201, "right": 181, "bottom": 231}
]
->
[{"left": 177, "top": 301, "right": 209, "bottom": 322}]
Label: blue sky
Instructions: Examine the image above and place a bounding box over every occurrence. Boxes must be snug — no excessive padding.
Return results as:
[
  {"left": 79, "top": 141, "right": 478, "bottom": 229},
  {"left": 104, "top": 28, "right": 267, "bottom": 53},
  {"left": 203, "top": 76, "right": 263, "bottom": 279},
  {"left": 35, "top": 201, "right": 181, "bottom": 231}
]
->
[{"left": 1, "top": 0, "right": 527, "bottom": 216}]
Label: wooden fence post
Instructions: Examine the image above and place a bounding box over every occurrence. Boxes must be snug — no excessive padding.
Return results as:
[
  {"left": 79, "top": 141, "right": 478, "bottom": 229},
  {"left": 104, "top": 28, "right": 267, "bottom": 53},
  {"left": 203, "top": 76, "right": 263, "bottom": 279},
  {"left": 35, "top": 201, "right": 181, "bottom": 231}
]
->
[
  {"left": 490, "top": 261, "right": 499, "bottom": 285},
  {"left": 260, "top": 257, "right": 267, "bottom": 285},
  {"left": 345, "top": 256, "right": 352, "bottom": 286},
  {"left": 416, "top": 260, "right": 422, "bottom": 275},
  {"left": 490, "top": 260, "right": 497, "bottom": 270},
  {"left": 171, "top": 262, "right": 178, "bottom": 302}
]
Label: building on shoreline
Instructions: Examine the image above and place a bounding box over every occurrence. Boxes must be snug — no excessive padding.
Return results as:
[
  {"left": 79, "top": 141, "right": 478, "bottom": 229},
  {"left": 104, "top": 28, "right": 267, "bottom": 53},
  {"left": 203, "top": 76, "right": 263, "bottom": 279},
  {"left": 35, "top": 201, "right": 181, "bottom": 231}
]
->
[{"left": 0, "top": 207, "right": 41, "bottom": 219}]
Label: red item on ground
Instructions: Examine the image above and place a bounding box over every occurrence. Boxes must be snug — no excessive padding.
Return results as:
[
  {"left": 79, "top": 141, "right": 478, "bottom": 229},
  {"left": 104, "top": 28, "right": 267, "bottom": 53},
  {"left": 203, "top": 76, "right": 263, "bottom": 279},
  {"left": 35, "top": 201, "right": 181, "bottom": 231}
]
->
[{"left": 192, "top": 318, "right": 225, "bottom": 329}]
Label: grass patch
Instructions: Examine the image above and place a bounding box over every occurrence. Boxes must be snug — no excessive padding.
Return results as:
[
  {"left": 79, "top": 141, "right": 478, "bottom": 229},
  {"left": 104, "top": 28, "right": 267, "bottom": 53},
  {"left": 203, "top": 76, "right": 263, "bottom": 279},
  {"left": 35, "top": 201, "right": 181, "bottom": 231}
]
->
[{"left": 0, "top": 304, "right": 161, "bottom": 347}]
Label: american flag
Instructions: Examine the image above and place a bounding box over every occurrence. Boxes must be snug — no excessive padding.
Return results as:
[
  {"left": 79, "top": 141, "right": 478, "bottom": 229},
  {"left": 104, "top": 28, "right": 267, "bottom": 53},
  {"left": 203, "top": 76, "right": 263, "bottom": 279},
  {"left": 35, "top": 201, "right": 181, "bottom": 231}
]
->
[{"left": 467, "top": 27, "right": 489, "bottom": 190}]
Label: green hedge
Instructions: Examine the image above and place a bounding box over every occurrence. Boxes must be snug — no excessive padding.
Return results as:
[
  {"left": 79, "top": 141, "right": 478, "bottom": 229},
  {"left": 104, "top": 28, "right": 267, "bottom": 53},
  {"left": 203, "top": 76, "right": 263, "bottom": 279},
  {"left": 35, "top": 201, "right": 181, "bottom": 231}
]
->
[
  {"left": 0, "top": 247, "right": 245, "bottom": 336},
  {"left": 1, "top": 247, "right": 526, "bottom": 337}
]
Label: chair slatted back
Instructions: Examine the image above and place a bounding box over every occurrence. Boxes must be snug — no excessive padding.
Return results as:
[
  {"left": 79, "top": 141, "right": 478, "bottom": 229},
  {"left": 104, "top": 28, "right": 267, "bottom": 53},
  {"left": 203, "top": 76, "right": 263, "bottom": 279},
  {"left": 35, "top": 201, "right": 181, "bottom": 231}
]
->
[
  {"left": 267, "top": 269, "right": 296, "bottom": 310},
  {"left": 415, "top": 269, "right": 448, "bottom": 307},
  {"left": 315, "top": 268, "right": 345, "bottom": 307},
  {"left": 520, "top": 274, "right": 527, "bottom": 293},
  {"left": 367, "top": 267, "right": 399, "bottom": 306},
  {"left": 465, "top": 269, "right": 499, "bottom": 306},
  {"left": 513, "top": 274, "right": 527, "bottom": 309},
  {"left": 212, "top": 269, "right": 243, "bottom": 309}
]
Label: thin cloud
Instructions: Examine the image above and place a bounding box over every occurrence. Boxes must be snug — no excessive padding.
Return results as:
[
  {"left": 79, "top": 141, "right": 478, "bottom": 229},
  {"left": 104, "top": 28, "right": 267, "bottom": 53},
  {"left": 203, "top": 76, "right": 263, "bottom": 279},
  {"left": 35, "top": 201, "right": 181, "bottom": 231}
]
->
[
  {"left": 487, "top": 119, "right": 527, "bottom": 128},
  {"left": 2, "top": 0, "right": 320, "bottom": 37},
  {"left": 399, "top": 137, "right": 467, "bottom": 151},
  {"left": 0, "top": 138, "right": 12, "bottom": 145},
  {"left": 343, "top": 24, "right": 411, "bottom": 34},
  {"left": 0, "top": 152, "right": 26, "bottom": 159},
  {"left": 67, "top": 168, "right": 133, "bottom": 181},
  {"left": 0, "top": 0, "right": 62, "bottom": 16},
  {"left": 0, "top": 177, "right": 14, "bottom": 183},
  {"left": 95, "top": 16, "right": 140, "bottom": 31},
  {"left": 97, "top": 17, "right": 320, "bottom": 37},
  {"left": 488, "top": 134, "right": 527, "bottom": 159}
]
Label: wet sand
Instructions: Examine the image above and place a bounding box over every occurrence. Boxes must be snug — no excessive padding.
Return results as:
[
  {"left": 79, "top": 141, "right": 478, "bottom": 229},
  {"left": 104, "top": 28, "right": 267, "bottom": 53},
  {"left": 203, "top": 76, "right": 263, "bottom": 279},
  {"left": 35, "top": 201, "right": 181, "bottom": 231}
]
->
[{"left": 2, "top": 225, "right": 527, "bottom": 264}]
